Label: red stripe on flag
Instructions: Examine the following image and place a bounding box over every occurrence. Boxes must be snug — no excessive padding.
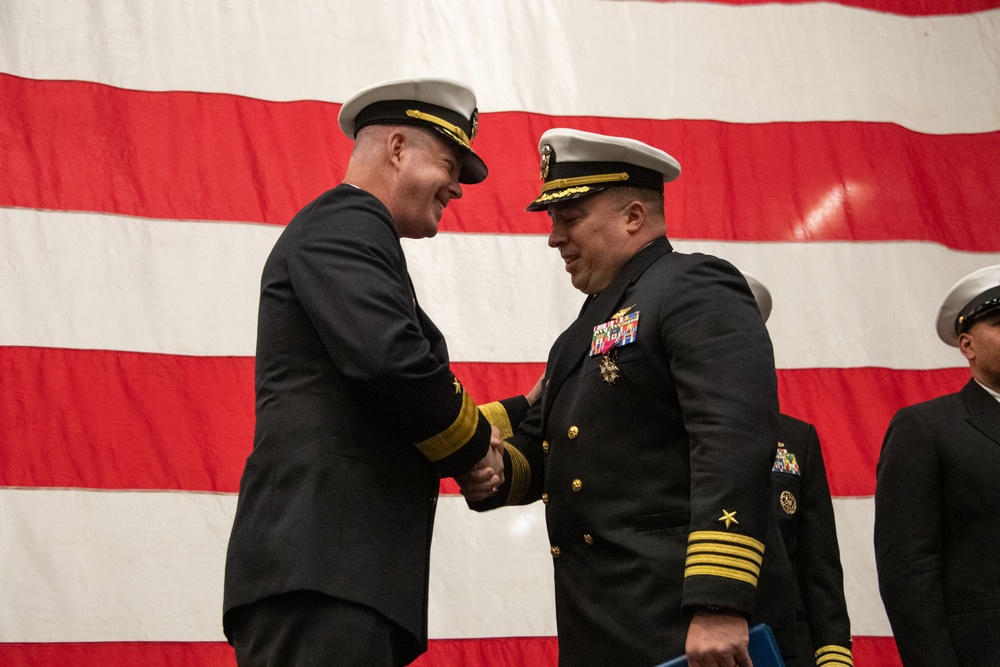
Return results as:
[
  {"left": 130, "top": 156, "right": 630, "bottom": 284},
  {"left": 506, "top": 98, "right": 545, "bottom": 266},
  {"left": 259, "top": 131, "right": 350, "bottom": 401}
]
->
[
  {"left": 0, "top": 346, "right": 255, "bottom": 491},
  {"left": 851, "top": 636, "right": 905, "bottom": 667},
  {"left": 1, "top": 346, "right": 970, "bottom": 496},
  {"left": 0, "top": 346, "right": 540, "bottom": 493},
  {"left": 412, "top": 637, "right": 559, "bottom": 667},
  {"left": 0, "top": 636, "right": 901, "bottom": 665},
  {"left": 2, "top": 73, "right": 998, "bottom": 250},
  {"left": 778, "top": 366, "right": 971, "bottom": 496},
  {"left": 636, "top": 0, "right": 1000, "bottom": 16},
  {"left": 0, "top": 643, "right": 238, "bottom": 667}
]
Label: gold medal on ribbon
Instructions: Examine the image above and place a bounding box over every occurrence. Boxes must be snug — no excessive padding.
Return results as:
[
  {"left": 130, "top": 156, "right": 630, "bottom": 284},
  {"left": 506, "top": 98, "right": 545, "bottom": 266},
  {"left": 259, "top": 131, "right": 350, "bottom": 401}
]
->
[{"left": 599, "top": 354, "right": 619, "bottom": 384}]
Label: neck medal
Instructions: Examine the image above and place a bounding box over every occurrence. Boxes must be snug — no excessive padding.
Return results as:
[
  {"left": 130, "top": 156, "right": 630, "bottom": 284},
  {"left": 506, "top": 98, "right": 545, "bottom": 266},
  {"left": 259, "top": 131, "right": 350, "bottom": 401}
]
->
[{"left": 599, "top": 353, "right": 620, "bottom": 384}]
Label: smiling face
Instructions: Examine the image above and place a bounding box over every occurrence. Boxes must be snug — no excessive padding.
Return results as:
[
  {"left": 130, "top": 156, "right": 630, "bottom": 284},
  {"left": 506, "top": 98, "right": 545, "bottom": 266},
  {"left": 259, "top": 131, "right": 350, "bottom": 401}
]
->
[
  {"left": 391, "top": 128, "right": 463, "bottom": 239},
  {"left": 546, "top": 190, "right": 642, "bottom": 294}
]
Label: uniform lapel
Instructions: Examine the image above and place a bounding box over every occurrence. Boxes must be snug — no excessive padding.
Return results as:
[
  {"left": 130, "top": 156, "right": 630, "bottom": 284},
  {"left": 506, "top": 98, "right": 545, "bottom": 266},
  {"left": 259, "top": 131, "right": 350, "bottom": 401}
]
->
[
  {"left": 961, "top": 378, "right": 1000, "bottom": 447},
  {"left": 542, "top": 236, "right": 673, "bottom": 422}
]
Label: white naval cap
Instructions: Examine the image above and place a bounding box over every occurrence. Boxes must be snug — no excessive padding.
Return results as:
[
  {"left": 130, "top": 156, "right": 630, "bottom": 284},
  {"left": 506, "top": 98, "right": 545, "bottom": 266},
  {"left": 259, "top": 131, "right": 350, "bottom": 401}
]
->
[
  {"left": 742, "top": 273, "right": 773, "bottom": 323},
  {"left": 936, "top": 264, "right": 1000, "bottom": 347},
  {"left": 337, "top": 77, "right": 486, "bottom": 184},
  {"left": 526, "top": 128, "right": 681, "bottom": 211}
]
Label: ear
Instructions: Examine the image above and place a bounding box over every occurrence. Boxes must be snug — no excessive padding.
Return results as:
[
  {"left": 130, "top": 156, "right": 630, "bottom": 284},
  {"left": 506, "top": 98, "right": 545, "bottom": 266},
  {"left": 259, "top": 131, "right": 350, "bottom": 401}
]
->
[
  {"left": 623, "top": 200, "right": 647, "bottom": 234},
  {"left": 386, "top": 130, "right": 406, "bottom": 169},
  {"left": 958, "top": 330, "right": 976, "bottom": 362}
]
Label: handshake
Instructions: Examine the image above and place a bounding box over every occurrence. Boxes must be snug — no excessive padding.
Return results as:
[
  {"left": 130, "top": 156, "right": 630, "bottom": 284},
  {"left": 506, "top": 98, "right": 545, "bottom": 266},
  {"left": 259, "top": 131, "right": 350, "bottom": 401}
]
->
[
  {"left": 453, "top": 372, "right": 543, "bottom": 503},
  {"left": 455, "top": 425, "right": 505, "bottom": 503}
]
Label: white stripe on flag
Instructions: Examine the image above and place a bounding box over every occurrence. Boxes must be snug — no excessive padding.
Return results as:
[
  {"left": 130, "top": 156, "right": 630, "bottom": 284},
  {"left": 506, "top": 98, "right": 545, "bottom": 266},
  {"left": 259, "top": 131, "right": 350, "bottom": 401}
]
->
[
  {"left": 3, "top": 207, "right": 998, "bottom": 367},
  {"left": 1, "top": 0, "right": 997, "bottom": 133},
  {"left": 834, "top": 496, "right": 891, "bottom": 637},
  {"left": 0, "top": 489, "right": 888, "bottom": 641}
]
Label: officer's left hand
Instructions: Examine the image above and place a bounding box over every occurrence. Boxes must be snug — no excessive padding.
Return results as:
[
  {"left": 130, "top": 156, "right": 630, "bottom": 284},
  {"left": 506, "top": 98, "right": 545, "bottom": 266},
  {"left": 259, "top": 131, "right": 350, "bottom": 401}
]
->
[{"left": 685, "top": 612, "right": 752, "bottom": 667}]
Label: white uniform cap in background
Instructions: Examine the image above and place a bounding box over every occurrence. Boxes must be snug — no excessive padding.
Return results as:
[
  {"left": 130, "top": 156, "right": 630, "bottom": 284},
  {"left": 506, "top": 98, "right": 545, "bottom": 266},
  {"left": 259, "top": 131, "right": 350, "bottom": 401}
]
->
[
  {"left": 935, "top": 264, "right": 1000, "bottom": 347},
  {"left": 742, "top": 272, "right": 773, "bottom": 324}
]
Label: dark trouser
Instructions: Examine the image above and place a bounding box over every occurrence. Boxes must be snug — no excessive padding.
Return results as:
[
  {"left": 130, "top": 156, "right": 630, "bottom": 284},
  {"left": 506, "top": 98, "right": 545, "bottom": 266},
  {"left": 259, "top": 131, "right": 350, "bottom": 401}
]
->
[{"left": 228, "top": 590, "right": 414, "bottom": 667}]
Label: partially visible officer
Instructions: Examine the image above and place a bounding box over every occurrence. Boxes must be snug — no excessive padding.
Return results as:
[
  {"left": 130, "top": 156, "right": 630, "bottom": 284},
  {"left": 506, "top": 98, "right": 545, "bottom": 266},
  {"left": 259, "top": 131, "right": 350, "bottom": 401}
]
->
[
  {"left": 473, "top": 128, "right": 802, "bottom": 667},
  {"left": 875, "top": 264, "right": 1000, "bottom": 666},
  {"left": 743, "top": 274, "right": 854, "bottom": 667},
  {"left": 223, "top": 77, "right": 523, "bottom": 667}
]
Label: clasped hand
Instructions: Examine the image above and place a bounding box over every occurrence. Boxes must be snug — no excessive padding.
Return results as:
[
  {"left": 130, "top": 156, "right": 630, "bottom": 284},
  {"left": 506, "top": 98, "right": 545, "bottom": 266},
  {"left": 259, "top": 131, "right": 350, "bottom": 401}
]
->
[
  {"left": 685, "top": 612, "right": 752, "bottom": 667},
  {"left": 455, "top": 426, "right": 505, "bottom": 502}
]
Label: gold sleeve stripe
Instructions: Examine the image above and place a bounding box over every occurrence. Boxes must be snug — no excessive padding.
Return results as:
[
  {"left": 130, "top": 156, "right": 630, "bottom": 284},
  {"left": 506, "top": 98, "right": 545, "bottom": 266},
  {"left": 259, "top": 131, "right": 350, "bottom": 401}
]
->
[
  {"left": 684, "top": 564, "right": 758, "bottom": 587},
  {"left": 478, "top": 401, "right": 514, "bottom": 440},
  {"left": 688, "top": 530, "right": 765, "bottom": 554},
  {"left": 504, "top": 442, "right": 531, "bottom": 505},
  {"left": 415, "top": 390, "right": 480, "bottom": 462},
  {"left": 816, "top": 645, "right": 853, "bottom": 666},
  {"left": 686, "top": 542, "right": 764, "bottom": 566},
  {"left": 816, "top": 658, "right": 853, "bottom": 667},
  {"left": 684, "top": 554, "right": 761, "bottom": 577}
]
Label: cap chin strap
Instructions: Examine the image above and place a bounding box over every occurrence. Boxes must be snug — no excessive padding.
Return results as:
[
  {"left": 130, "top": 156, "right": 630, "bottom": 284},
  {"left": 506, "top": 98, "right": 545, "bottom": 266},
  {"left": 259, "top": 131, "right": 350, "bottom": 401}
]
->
[{"left": 956, "top": 285, "right": 1000, "bottom": 335}]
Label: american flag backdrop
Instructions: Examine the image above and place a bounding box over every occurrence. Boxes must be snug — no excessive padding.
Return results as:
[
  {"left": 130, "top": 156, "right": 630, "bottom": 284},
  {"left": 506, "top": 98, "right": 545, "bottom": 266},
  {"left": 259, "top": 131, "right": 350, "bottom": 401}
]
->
[{"left": 2, "top": 1, "right": 1000, "bottom": 665}]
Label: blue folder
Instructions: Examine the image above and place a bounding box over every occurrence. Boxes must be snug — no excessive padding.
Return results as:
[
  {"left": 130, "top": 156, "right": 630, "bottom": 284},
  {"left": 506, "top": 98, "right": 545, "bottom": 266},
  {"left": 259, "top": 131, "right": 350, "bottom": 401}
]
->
[{"left": 653, "top": 623, "right": 785, "bottom": 667}]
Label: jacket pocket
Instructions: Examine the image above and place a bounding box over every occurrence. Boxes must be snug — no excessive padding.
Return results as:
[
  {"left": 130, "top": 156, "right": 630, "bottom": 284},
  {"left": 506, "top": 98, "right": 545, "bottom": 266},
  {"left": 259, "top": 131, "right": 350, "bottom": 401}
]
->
[{"left": 635, "top": 509, "right": 691, "bottom": 532}]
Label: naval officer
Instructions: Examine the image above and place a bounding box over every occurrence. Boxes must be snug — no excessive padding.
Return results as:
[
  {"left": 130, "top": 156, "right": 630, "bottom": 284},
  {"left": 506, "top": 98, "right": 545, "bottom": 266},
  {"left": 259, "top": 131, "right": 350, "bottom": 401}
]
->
[
  {"left": 875, "top": 265, "right": 1000, "bottom": 666},
  {"left": 472, "top": 128, "right": 802, "bottom": 667},
  {"left": 223, "top": 77, "right": 524, "bottom": 666},
  {"left": 743, "top": 274, "right": 854, "bottom": 667}
]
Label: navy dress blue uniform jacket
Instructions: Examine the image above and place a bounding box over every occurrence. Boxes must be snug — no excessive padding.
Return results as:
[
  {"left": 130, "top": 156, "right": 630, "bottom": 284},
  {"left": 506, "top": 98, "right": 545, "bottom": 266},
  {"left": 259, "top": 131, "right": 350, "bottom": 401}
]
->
[
  {"left": 475, "top": 237, "right": 803, "bottom": 666},
  {"left": 223, "top": 185, "right": 501, "bottom": 664},
  {"left": 875, "top": 378, "right": 1000, "bottom": 666},
  {"left": 773, "top": 414, "right": 853, "bottom": 666}
]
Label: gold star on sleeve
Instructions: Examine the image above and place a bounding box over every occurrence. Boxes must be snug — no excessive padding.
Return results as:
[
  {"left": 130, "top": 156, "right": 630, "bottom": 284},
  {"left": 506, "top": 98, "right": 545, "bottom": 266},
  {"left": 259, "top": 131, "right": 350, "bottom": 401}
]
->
[{"left": 718, "top": 509, "right": 739, "bottom": 529}]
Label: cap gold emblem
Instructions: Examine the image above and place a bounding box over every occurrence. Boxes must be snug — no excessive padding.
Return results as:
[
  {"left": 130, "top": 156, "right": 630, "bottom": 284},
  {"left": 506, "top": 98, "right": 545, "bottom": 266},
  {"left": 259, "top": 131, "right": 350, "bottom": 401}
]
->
[
  {"left": 470, "top": 108, "right": 479, "bottom": 142},
  {"left": 540, "top": 144, "right": 553, "bottom": 180},
  {"left": 780, "top": 490, "right": 797, "bottom": 515}
]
